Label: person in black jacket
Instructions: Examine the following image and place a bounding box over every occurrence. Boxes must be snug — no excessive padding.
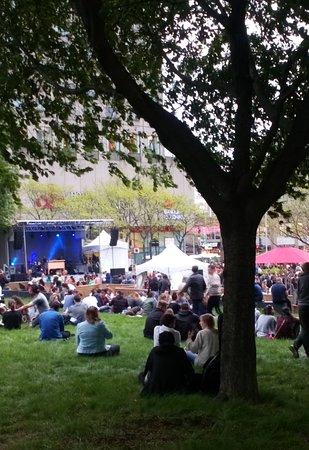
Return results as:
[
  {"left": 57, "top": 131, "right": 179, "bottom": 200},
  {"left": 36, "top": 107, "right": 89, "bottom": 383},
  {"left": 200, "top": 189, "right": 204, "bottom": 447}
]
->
[
  {"left": 140, "top": 331, "right": 195, "bottom": 395},
  {"left": 0, "top": 270, "right": 9, "bottom": 290},
  {"left": 158, "top": 274, "right": 171, "bottom": 294},
  {"left": 143, "top": 300, "right": 168, "bottom": 338},
  {"left": 2, "top": 299, "right": 22, "bottom": 330},
  {"left": 179, "top": 266, "right": 206, "bottom": 316},
  {"left": 175, "top": 302, "right": 200, "bottom": 340}
]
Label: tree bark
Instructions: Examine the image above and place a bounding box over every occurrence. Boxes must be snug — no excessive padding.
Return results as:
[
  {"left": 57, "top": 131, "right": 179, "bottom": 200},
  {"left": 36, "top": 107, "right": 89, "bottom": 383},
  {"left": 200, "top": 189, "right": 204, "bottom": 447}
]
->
[{"left": 219, "top": 212, "right": 259, "bottom": 401}]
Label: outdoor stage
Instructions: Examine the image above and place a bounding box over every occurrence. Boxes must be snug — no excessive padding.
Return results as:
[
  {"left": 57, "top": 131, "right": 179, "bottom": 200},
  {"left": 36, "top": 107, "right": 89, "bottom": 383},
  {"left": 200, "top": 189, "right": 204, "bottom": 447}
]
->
[{"left": 7, "top": 219, "right": 112, "bottom": 278}]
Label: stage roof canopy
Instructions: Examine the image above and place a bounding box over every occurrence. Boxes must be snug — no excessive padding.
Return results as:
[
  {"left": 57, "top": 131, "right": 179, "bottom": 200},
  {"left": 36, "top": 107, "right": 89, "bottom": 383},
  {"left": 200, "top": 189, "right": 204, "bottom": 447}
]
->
[{"left": 14, "top": 219, "right": 113, "bottom": 232}]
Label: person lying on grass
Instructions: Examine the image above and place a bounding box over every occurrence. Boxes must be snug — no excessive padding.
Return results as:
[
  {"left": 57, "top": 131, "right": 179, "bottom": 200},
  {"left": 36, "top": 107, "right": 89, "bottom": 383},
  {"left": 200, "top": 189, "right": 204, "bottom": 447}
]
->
[
  {"left": 76, "top": 306, "right": 119, "bottom": 357},
  {"left": 140, "top": 331, "right": 195, "bottom": 395}
]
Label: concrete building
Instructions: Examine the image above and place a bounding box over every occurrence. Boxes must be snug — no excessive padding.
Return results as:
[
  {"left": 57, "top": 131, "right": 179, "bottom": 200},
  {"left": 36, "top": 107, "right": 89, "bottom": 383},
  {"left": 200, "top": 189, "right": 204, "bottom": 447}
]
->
[{"left": 36, "top": 118, "right": 195, "bottom": 200}]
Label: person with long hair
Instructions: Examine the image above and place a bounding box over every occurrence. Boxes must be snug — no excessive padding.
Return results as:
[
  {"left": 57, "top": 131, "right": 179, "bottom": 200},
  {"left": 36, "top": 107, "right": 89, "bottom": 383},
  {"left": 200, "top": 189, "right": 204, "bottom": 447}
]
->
[
  {"left": 2, "top": 299, "right": 22, "bottom": 330},
  {"left": 186, "top": 314, "right": 219, "bottom": 367},
  {"left": 76, "top": 306, "right": 119, "bottom": 356}
]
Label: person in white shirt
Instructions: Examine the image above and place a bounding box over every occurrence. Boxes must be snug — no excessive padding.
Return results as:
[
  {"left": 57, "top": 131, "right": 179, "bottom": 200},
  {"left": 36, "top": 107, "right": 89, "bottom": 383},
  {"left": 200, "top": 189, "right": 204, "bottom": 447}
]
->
[
  {"left": 186, "top": 313, "right": 219, "bottom": 367},
  {"left": 82, "top": 295, "right": 98, "bottom": 308},
  {"left": 255, "top": 305, "right": 277, "bottom": 338},
  {"left": 205, "top": 264, "right": 222, "bottom": 315},
  {"left": 153, "top": 313, "right": 181, "bottom": 347}
]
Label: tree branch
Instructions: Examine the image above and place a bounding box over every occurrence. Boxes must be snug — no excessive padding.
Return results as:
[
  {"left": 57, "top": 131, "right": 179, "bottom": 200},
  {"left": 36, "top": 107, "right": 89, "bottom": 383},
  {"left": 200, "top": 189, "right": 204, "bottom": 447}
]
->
[
  {"left": 198, "top": 0, "right": 228, "bottom": 26},
  {"left": 254, "top": 91, "right": 309, "bottom": 213},
  {"left": 228, "top": 0, "right": 253, "bottom": 177},
  {"left": 19, "top": 44, "right": 115, "bottom": 97},
  {"left": 73, "top": 0, "right": 231, "bottom": 213}
]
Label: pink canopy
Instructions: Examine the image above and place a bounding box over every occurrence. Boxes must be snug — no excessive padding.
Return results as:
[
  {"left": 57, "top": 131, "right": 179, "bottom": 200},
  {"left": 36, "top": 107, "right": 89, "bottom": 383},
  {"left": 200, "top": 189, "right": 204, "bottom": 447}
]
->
[{"left": 256, "top": 247, "right": 309, "bottom": 264}]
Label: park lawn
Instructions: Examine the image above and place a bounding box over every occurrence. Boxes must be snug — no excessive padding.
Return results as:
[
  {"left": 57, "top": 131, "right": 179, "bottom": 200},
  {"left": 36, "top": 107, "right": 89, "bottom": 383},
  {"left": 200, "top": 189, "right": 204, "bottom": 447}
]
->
[{"left": 0, "top": 315, "right": 308, "bottom": 450}]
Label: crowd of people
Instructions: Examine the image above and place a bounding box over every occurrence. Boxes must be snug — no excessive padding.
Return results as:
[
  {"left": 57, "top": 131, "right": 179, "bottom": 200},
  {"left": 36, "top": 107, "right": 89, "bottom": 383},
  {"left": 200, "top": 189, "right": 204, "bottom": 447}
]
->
[{"left": 0, "top": 261, "right": 308, "bottom": 396}]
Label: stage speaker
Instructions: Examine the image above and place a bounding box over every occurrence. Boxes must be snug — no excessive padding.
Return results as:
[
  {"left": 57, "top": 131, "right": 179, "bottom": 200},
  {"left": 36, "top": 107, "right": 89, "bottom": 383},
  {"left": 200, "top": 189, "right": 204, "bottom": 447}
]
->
[
  {"left": 109, "top": 228, "right": 119, "bottom": 246},
  {"left": 13, "top": 230, "right": 23, "bottom": 250},
  {"left": 110, "top": 268, "right": 125, "bottom": 277},
  {"left": 10, "top": 273, "right": 28, "bottom": 282}
]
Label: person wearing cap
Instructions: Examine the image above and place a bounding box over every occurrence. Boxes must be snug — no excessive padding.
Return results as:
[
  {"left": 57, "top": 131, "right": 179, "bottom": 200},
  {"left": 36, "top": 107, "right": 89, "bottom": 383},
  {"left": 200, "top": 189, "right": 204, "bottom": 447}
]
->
[
  {"left": 290, "top": 262, "right": 309, "bottom": 358},
  {"left": 179, "top": 266, "right": 206, "bottom": 316},
  {"left": 140, "top": 331, "right": 195, "bottom": 395}
]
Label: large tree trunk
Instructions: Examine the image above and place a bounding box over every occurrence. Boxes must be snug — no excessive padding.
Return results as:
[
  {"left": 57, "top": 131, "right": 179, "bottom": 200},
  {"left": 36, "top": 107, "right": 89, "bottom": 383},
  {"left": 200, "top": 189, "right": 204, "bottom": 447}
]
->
[{"left": 219, "top": 214, "right": 259, "bottom": 401}]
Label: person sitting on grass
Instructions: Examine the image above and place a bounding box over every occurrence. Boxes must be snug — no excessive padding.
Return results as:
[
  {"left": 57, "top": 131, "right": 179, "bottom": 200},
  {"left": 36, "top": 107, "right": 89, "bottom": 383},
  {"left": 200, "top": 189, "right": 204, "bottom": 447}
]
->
[
  {"left": 175, "top": 302, "right": 200, "bottom": 341},
  {"left": 143, "top": 299, "right": 168, "bottom": 339},
  {"left": 255, "top": 305, "right": 277, "bottom": 338},
  {"left": 109, "top": 291, "right": 128, "bottom": 314},
  {"left": 140, "top": 331, "right": 195, "bottom": 395},
  {"left": 16, "top": 284, "right": 49, "bottom": 326},
  {"left": 76, "top": 306, "right": 120, "bottom": 357},
  {"left": 38, "top": 301, "right": 69, "bottom": 341},
  {"left": 186, "top": 314, "right": 219, "bottom": 367},
  {"left": 153, "top": 312, "right": 181, "bottom": 347},
  {"left": 2, "top": 299, "right": 22, "bottom": 330},
  {"left": 274, "top": 308, "right": 300, "bottom": 340},
  {"left": 141, "top": 290, "right": 156, "bottom": 316},
  {"left": 63, "top": 294, "right": 87, "bottom": 325}
]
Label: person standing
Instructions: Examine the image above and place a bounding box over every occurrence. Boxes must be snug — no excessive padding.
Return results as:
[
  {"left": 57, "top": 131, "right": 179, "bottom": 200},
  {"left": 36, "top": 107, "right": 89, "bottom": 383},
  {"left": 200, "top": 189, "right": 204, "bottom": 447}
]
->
[
  {"left": 179, "top": 266, "right": 206, "bottom": 316},
  {"left": 290, "top": 262, "right": 309, "bottom": 358},
  {"left": 205, "top": 264, "right": 222, "bottom": 316},
  {"left": 270, "top": 277, "right": 290, "bottom": 314},
  {"left": 158, "top": 275, "right": 171, "bottom": 295}
]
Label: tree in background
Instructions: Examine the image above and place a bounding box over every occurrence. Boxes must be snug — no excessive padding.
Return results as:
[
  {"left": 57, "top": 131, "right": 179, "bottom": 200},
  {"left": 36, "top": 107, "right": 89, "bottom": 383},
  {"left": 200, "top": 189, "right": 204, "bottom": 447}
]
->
[
  {"left": 2, "top": 1, "right": 308, "bottom": 400},
  {"left": 163, "top": 195, "right": 206, "bottom": 250},
  {"left": 267, "top": 195, "right": 309, "bottom": 247},
  {"left": 20, "top": 180, "right": 68, "bottom": 220},
  {"left": 0, "top": 157, "right": 20, "bottom": 230}
]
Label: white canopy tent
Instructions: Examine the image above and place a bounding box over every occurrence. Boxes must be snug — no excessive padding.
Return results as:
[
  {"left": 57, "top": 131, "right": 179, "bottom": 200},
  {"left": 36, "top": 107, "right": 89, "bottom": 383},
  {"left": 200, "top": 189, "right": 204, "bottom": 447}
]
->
[
  {"left": 135, "top": 243, "right": 209, "bottom": 290},
  {"left": 83, "top": 230, "right": 129, "bottom": 272}
]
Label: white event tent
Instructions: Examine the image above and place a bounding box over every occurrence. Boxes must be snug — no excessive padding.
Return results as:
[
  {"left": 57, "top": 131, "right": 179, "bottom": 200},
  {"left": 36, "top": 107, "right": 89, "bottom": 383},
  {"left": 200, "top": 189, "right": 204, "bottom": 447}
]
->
[
  {"left": 83, "top": 230, "right": 129, "bottom": 272},
  {"left": 136, "top": 243, "right": 209, "bottom": 290}
]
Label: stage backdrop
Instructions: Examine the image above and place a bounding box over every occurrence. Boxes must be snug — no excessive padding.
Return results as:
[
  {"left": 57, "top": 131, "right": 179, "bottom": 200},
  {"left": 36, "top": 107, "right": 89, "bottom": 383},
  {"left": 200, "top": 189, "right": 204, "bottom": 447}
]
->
[{"left": 9, "top": 231, "right": 83, "bottom": 271}]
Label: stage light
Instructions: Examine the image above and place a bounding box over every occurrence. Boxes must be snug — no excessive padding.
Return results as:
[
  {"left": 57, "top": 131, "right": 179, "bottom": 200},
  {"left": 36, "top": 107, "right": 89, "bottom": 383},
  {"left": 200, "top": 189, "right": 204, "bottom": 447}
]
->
[
  {"left": 40, "top": 234, "right": 43, "bottom": 237},
  {"left": 72, "top": 233, "right": 75, "bottom": 237},
  {"left": 56, "top": 233, "right": 60, "bottom": 237}
]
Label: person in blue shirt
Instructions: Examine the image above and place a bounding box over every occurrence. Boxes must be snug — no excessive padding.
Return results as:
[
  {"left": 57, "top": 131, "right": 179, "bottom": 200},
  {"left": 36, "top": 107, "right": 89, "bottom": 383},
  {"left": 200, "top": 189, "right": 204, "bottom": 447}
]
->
[
  {"left": 38, "top": 301, "right": 65, "bottom": 340},
  {"left": 76, "top": 306, "right": 120, "bottom": 356},
  {"left": 270, "top": 277, "right": 290, "bottom": 314},
  {"left": 254, "top": 278, "right": 264, "bottom": 308}
]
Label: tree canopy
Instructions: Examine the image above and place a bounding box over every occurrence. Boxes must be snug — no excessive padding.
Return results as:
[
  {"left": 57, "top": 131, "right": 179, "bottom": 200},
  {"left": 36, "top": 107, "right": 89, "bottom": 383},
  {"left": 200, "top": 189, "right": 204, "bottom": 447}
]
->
[{"left": 2, "top": 0, "right": 309, "bottom": 400}]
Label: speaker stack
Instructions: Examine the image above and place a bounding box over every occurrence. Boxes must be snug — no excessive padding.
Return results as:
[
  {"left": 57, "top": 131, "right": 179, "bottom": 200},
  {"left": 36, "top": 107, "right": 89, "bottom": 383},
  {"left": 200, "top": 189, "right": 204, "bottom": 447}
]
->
[{"left": 109, "top": 228, "right": 119, "bottom": 246}]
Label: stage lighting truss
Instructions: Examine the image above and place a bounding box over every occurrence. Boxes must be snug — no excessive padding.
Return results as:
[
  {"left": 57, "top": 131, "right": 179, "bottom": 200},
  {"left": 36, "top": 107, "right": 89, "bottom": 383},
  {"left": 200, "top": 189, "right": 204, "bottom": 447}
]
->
[{"left": 13, "top": 219, "right": 113, "bottom": 233}]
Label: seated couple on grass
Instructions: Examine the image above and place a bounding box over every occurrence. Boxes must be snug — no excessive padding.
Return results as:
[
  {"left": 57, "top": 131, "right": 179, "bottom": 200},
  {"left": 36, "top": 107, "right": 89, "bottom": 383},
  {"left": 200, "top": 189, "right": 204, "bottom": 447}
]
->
[{"left": 140, "top": 314, "right": 221, "bottom": 396}]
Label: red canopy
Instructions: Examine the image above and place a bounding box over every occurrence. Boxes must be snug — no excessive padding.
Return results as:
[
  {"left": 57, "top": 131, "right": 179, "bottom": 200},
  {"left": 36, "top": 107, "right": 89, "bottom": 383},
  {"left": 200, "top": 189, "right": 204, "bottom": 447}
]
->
[{"left": 256, "top": 247, "right": 309, "bottom": 264}]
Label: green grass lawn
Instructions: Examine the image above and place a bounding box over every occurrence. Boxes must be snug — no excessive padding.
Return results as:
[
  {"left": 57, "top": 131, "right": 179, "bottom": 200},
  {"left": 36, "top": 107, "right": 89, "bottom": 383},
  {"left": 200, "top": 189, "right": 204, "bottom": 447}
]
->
[{"left": 0, "top": 314, "right": 308, "bottom": 450}]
